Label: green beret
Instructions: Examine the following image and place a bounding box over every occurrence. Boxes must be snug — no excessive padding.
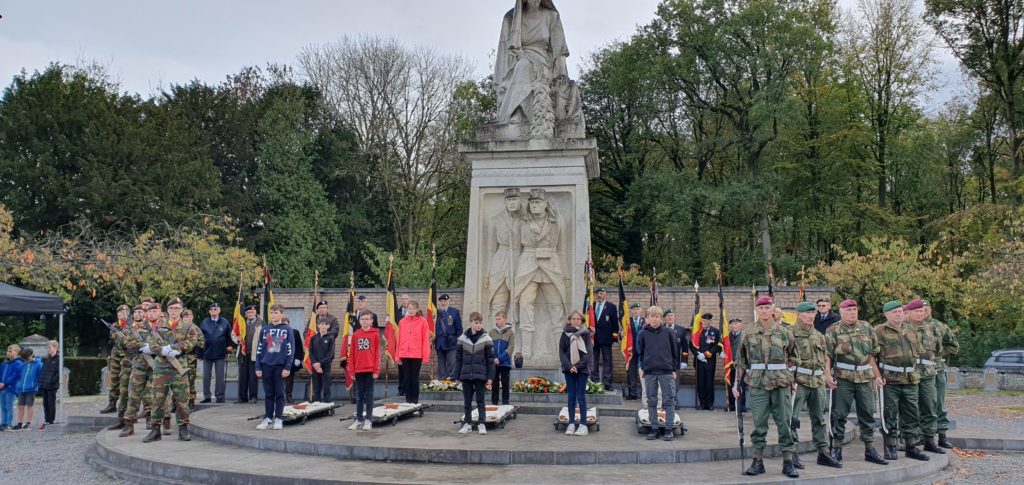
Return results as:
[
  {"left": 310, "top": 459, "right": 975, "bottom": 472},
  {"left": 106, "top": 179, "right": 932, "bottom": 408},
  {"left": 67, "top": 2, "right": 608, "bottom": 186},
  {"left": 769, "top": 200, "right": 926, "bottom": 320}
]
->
[
  {"left": 922, "top": 300, "right": 931, "bottom": 307},
  {"left": 629, "top": 303, "right": 641, "bottom": 309},
  {"left": 662, "top": 308, "right": 674, "bottom": 317},
  {"left": 882, "top": 300, "right": 902, "bottom": 313},
  {"left": 795, "top": 302, "right": 815, "bottom": 313}
]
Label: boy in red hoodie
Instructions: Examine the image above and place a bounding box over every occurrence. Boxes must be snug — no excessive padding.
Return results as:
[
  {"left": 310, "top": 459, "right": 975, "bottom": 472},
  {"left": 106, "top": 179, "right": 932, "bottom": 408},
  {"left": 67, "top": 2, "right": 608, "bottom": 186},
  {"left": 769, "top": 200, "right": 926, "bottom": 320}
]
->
[{"left": 348, "top": 312, "right": 380, "bottom": 430}]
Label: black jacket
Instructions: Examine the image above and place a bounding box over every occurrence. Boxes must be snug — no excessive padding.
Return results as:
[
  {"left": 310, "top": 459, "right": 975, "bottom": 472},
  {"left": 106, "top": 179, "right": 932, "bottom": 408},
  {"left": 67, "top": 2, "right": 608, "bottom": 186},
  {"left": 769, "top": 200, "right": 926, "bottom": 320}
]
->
[
  {"left": 695, "top": 326, "right": 722, "bottom": 358},
  {"left": 290, "top": 328, "right": 306, "bottom": 371},
  {"left": 558, "top": 324, "right": 593, "bottom": 373},
  {"left": 308, "top": 332, "right": 335, "bottom": 368},
  {"left": 814, "top": 311, "right": 840, "bottom": 335},
  {"left": 199, "top": 316, "right": 232, "bottom": 360},
  {"left": 453, "top": 329, "right": 495, "bottom": 382},
  {"left": 636, "top": 324, "right": 680, "bottom": 374},
  {"left": 593, "top": 300, "right": 619, "bottom": 345},
  {"left": 39, "top": 353, "right": 61, "bottom": 390}
]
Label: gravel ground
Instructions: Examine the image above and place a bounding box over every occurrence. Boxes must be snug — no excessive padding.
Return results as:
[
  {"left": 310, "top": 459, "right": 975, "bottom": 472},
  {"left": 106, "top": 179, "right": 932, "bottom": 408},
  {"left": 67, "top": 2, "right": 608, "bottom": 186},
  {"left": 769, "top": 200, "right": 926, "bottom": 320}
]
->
[{"left": 941, "top": 390, "right": 1024, "bottom": 485}]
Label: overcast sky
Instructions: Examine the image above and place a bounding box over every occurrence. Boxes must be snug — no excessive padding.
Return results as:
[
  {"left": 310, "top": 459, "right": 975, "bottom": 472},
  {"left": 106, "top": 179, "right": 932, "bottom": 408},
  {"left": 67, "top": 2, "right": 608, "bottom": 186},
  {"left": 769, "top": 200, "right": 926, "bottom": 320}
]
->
[{"left": 1, "top": 0, "right": 965, "bottom": 113}]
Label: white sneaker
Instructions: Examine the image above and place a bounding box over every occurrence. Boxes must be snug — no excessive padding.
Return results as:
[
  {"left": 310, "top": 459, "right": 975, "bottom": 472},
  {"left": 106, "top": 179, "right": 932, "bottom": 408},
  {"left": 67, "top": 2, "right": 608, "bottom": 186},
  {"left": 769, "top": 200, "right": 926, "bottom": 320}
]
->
[
  {"left": 458, "top": 423, "right": 472, "bottom": 434},
  {"left": 272, "top": 418, "right": 283, "bottom": 430},
  {"left": 478, "top": 424, "right": 487, "bottom": 435},
  {"left": 362, "top": 420, "right": 372, "bottom": 431},
  {"left": 565, "top": 423, "right": 576, "bottom": 435},
  {"left": 256, "top": 418, "right": 272, "bottom": 430},
  {"left": 574, "top": 425, "right": 588, "bottom": 436},
  {"left": 348, "top": 420, "right": 362, "bottom": 430}
]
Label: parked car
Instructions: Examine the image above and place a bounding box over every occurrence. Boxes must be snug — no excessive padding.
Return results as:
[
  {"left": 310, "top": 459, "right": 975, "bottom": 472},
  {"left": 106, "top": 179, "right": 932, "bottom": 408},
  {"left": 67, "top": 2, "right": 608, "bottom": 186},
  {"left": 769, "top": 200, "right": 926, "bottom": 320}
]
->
[{"left": 984, "top": 349, "right": 1024, "bottom": 373}]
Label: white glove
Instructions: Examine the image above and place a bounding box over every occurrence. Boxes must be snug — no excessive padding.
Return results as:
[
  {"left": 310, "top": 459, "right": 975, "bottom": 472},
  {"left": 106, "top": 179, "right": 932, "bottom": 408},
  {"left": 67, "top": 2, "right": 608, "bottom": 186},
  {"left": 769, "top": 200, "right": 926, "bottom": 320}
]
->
[
  {"left": 718, "top": 352, "right": 725, "bottom": 359},
  {"left": 139, "top": 344, "right": 151, "bottom": 355},
  {"left": 294, "top": 359, "right": 302, "bottom": 367},
  {"left": 679, "top": 362, "right": 687, "bottom": 369},
  {"left": 697, "top": 352, "right": 707, "bottom": 363},
  {"left": 169, "top": 350, "right": 181, "bottom": 358},
  {"left": 161, "top": 345, "right": 173, "bottom": 356}
]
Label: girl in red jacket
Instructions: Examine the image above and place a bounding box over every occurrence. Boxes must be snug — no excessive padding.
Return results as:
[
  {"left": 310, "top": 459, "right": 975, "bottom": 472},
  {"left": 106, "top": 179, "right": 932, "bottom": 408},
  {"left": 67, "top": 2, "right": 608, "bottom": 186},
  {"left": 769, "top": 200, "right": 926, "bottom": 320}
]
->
[
  {"left": 397, "top": 301, "right": 431, "bottom": 404},
  {"left": 347, "top": 312, "right": 380, "bottom": 431}
]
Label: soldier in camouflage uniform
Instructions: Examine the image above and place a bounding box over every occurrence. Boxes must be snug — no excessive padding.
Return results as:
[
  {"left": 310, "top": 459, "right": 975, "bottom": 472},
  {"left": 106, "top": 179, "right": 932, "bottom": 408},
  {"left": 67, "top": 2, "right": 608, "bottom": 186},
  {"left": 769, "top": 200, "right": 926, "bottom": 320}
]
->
[
  {"left": 100, "top": 305, "right": 132, "bottom": 414},
  {"left": 790, "top": 302, "right": 842, "bottom": 469},
  {"left": 874, "top": 300, "right": 929, "bottom": 462},
  {"left": 825, "top": 299, "right": 888, "bottom": 466},
  {"left": 732, "top": 296, "right": 800, "bottom": 478},
  {"left": 107, "top": 305, "right": 146, "bottom": 430},
  {"left": 118, "top": 302, "right": 161, "bottom": 437},
  {"left": 180, "top": 309, "right": 205, "bottom": 409},
  {"left": 924, "top": 300, "right": 958, "bottom": 448},
  {"left": 143, "top": 297, "right": 200, "bottom": 443},
  {"left": 905, "top": 299, "right": 948, "bottom": 454}
]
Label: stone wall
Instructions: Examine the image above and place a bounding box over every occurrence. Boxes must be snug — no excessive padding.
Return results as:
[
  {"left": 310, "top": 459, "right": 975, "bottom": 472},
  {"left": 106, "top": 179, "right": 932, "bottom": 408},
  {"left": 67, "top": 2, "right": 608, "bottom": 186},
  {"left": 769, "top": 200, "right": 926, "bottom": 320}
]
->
[
  {"left": 267, "top": 286, "right": 833, "bottom": 385},
  {"left": 948, "top": 368, "right": 1024, "bottom": 391}
]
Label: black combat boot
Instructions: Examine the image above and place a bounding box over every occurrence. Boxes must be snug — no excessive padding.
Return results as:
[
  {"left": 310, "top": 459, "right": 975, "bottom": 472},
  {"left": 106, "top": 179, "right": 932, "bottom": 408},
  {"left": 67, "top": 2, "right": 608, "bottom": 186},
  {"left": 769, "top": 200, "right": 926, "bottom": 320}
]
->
[
  {"left": 865, "top": 447, "right": 888, "bottom": 465},
  {"left": 142, "top": 423, "right": 162, "bottom": 443},
  {"left": 938, "top": 433, "right": 953, "bottom": 449},
  {"left": 99, "top": 402, "right": 117, "bottom": 414},
  {"left": 832, "top": 447, "right": 843, "bottom": 464},
  {"left": 106, "top": 416, "right": 125, "bottom": 431},
  {"left": 906, "top": 446, "right": 930, "bottom": 461},
  {"left": 782, "top": 460, "right": 799, "bottom": 478},
  {"left": 117, "top": 420, "right": 135, "bottom": 438},
  {"left": 923, "top": 438, "right": 947, "bottom": 454},
  {"left": 178, "top": 424, "right": 191, "bottom": 441},
  {"left": 817, "top": 451, "right": 842, "bottom": 468},
  {"left": 744, "top": 458, "right": 766, "bottom": 475},
  {"left": 792, "top": 454, "right": 805, "bottom": 469},
  {"left": 884, "top": 444, "right": 898, "bottom": 461},
  {"left": 162, "top": 416, "right": 172, "bottom": 435}
]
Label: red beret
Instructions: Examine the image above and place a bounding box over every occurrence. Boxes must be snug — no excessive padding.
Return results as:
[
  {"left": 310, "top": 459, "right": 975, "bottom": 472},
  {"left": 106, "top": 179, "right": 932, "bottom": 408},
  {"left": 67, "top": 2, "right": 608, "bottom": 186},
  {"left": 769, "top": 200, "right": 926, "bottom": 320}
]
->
[
  {"left": 903, "top": 299, "right": 924, "bottom": 311},
  {"left": 755, "top": 296, "right": 774, "bottom": 307},
  {"left": 839, "top": 299, "right": 857, "bottom": 309}
]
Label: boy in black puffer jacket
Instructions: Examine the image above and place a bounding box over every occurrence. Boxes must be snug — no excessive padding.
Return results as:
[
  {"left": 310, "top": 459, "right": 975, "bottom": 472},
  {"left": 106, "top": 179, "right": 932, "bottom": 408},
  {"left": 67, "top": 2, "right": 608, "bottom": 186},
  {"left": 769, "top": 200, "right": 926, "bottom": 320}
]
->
[
  {"left": 40, "top": 340, "right": 61, "bottom": 427},
  {"left": 454, "top": 312, "right": 495, "bottom": 435}
]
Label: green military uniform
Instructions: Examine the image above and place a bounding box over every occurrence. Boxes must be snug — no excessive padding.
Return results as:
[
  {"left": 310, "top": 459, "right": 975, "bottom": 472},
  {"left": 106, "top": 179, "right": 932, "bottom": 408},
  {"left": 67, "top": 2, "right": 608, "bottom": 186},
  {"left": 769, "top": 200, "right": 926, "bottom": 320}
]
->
[
  {"left": 735, "top": 316, "right": 798, "bottom": 466},
  {"left": 113, "top": 314, "right": 144, "bottom": 425},
  {"left": 119, "top": 318, "right": 158, "bottom": 436},
  {"left": 186, "top": 322, "right": 204, "bottom": 406},
  {"left": 102, "top": 317, "right": 129, "bottom": 412},
  {"left": 909, "top": 311, "right": 941, "bottom": 448},
  {"left": 791, "top": 318, "right": 829, "bottom": 454},
  {"left": 929, "top": 309, "right": 959, "bottom": 445},
  {"left": 874, "top": 301, "right": 926, "bottom": 460},
  {"left": 825, "top": 315, "right": 881, "bottom": 456},
  {"left": 146, "top": 317, "right": 200, "bottom": 441}
]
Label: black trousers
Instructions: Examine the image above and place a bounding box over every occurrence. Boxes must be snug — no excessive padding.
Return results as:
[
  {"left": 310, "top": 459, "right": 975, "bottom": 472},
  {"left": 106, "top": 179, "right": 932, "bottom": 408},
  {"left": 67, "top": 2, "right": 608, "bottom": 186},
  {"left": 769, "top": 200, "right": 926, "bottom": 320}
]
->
[
  {"left": 591, "top": 344, "right": 614, "bottom": 387},
  {"left": 401, "top": 358, "right": 422, "bottom": 404},
  {"left": 261, "top": 365, "right": 286, "bottom": 420},
  {"left": 311, "top": 367, "right": 332, "bottom": 402},
  {"left": 462, "top": 379, "right": 487, "bottom": 425},
  {"left": 726, "top": 366, "right": 747, "bottom": 412},
  {"left": 285, "top": 368, "right": 298, "bottom": 400},
  {"left": 354, "top": 372, "right": 374, "bottom": 421},
  {"left": 42, "top": 388, "right": 57, "bottom": 424},
  {"left": 696, "top": 358, "right": 717, "bottom": 410},
  {"left": 491, "top": 366, "right": 511, "bottom": 405},
  {"left": 626, "top": 355, "right": 641, "bottom": 399},
  {"left": 397, "top": 363, "right": 407, "bottom": 395},
  {"left": 238, "top": 354, "right": 259, "bottom": 400}
]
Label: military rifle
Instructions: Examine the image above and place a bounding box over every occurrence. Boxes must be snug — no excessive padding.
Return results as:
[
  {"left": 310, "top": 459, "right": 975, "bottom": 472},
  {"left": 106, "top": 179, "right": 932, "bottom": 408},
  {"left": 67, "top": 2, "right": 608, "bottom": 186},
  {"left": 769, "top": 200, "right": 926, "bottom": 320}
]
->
[
  {"left": 121, "top": 320, "right": 157, "bottom": 368},
  {"left": 148, "top": 324, "right": 189, "bottom": 376}
]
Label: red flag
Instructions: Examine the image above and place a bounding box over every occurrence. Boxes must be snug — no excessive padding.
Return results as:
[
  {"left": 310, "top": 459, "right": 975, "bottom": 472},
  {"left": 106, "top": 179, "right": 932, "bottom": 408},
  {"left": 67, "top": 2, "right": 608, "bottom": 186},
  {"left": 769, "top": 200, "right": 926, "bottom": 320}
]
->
[
  {"left": 426, "top": 264, "right": 437, "bottom": 338},
  {"left": 383, "top": 264, "right": 400, "bottom": 363},
  {"left": 690, "top": 285, "right": 703, "bottom": 349},
  {"left": 583, "top": 258, "right": 596, "bottom": 335},
  {"left": 618, "top": 274, "right": 633, "bottom": 362},
  {"left": 716, "top": 266, "right": 734, "bottom": 389}
]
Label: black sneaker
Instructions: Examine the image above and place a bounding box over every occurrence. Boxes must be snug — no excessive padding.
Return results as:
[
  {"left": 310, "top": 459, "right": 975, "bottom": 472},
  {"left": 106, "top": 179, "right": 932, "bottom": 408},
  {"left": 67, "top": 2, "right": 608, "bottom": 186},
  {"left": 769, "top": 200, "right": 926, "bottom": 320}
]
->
[
  {"left": 661, "top": 429, "right": 673, "bottom": 441},
  {"left": 200, "top": 398, "right": 212, "bottom": 404},
  {"left": 215, "top": 399, "right": 225, "bottom": 404},
  {"left": 11, "top": 424, "right": 22, "bottom": 430},
  {"left": 646, "top": 430, "right": 659, "bottom": 440},
  {"left": 234, "top": 399, "right": 249, "bottom": 404}
]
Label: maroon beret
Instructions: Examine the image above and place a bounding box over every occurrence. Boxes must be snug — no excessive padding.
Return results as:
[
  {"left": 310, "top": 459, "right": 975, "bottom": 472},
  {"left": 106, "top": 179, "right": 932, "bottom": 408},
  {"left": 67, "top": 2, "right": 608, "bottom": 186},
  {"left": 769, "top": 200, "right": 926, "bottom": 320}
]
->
[
  {"left": 903, "top": 299, "right": 924, "bottom": 311},
  {"left": 755, "top": 296, "right": 774, "bottom": 307},
  {"left": 839, "top": 299, "right": 857, "bottom": 309}
]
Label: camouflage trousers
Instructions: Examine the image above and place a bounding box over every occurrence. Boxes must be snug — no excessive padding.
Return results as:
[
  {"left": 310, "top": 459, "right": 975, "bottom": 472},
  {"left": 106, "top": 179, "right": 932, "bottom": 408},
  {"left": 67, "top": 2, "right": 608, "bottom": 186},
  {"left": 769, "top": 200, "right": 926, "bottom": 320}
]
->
[
  {"left": 107, "top": 349, "right": 125, "bottom": 404},
  {"left": 115, "top": 358, "right": 133, "bottom": 415},
  {"left": 150, "top": 364, "right": 189, "bottom": 426},
  {"left": 124, "top": 364, "right": 154, "bottom": 421},
  {"left": 187, "top": 357, "right": 198, "bottom": 403}
]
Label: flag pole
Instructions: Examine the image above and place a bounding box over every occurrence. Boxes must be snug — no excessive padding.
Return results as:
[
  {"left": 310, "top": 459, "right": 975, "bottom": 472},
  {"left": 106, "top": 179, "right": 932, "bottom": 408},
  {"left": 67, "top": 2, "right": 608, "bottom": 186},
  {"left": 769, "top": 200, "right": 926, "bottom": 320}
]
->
[
  {"left": 693, "top": 280, "right": 700, "bottom": 410},
  {"left": 384, "top": 253, "right": 394, "bottom": 399},
  {"left": 308, "top": 271, "right": 318, "bottom": 403},
  {"left": 234, "top": 267, "right": 244, "bottom": 359},
  {"left": 432, "top": 246, "right": 438, "bottom": 381}
]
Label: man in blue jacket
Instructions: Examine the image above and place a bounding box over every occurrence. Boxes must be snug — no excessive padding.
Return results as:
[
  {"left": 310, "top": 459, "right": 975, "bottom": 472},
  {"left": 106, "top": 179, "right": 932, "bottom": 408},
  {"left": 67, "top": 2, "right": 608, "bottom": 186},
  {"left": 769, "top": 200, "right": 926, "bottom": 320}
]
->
[
  {"left": 434, "top": 294, "right": 462, "bottom": 380},
  {"left": 591, "top": 288, "right": 618, "bottom": 391},
  {"left": 200, "top": 303, "right": 232, "bottom": 403}
]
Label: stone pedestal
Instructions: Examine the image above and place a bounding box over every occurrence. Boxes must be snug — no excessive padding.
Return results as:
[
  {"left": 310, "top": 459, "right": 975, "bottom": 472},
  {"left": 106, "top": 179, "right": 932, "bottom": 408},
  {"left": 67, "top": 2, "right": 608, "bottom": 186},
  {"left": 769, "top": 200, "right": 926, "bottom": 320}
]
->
[{"left": 459, "top": 138, "right": 599, "bottom": 368}]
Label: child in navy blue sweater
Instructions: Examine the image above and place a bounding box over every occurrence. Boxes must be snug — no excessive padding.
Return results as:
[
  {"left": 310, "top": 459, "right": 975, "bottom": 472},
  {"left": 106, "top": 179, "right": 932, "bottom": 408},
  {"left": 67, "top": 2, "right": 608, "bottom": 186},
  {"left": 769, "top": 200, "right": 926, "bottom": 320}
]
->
[{"left": 255, "top": 304, "right": 295, "bottom": 430}]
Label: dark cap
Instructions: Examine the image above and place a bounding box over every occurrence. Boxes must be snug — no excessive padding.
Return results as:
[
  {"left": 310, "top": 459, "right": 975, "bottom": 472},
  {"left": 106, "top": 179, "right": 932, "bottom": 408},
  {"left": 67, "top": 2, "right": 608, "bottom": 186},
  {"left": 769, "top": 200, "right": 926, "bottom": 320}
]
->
[
  {"left": 166, "top": 297, "right": 183, "bottom": 308},
  {"left": 629, "top": 303, "right": 641, "bottom": 309},
  {"left": 244, "top": 305, "right": 257, "bottom": 312},
  {"left": 116, "top": 304, "right": 131, "bottom": 312},
  {"left": 439, "top": 294, "right": 450, "bottom": 301},
  {"left": 701, "top": 313, "right": 714, "bottom": 320},
  {"left": 356, "top": 295, "right": 367, "bottom": 301},
  {"left": 208, "top": 302, "right": 220, "bottom": 310},
  {"left": 503, "top": 188, "right": 520, "bottom": 198},
  {"left": 316, "top": 300, "right": 328, "bottom": 308},
  {"left": 596, "top": 287, "right": 606, "bottom": 293}
]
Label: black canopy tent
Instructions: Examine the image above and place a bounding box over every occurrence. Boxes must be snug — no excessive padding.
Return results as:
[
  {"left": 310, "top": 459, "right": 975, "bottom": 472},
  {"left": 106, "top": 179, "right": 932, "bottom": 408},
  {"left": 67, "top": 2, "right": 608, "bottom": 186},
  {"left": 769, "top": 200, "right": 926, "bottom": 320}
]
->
[{"left": 0, "top": 281, "right": 66, "bottom": 423}]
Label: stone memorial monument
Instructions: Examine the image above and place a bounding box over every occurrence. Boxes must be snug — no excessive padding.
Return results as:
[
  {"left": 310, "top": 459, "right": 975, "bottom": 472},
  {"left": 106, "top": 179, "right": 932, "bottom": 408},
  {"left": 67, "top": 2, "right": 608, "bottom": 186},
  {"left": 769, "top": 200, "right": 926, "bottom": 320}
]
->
[{"left": 460, "top": 0, "right": 599, "bottom": 368}]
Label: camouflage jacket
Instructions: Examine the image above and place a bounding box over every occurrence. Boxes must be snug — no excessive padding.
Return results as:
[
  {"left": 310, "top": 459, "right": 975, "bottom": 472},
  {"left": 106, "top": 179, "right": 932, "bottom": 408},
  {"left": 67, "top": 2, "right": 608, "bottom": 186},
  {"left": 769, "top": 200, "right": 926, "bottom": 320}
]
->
[
  {"left": 110, "top": 319, "right": 129, "bottom": 359},
  {"left": 910, "top": 319, "right": 940, "bottom": 377},
  {"left": 184, "top": 322, "right": 205, "bottom": 364},
  {"left": 826, "top": 320, "right": 879, "bottom": 383},
  {"left": 874, "top": 321, "right": 922, "bottom": 385},
  {"left": 791, "top": 323, "right": 827, "bottom": 388},
  {"left": 146, "top": 319, "right": 201, "bottom": 369},
  {"left": 930, "top": 318, "right": 959, "bottom": 371},
  {"left": 124, "top": 319, "right": 155, "bottom": 370},
  {"left": 735, "top": 320, "right": 796, "bottom": 391}
]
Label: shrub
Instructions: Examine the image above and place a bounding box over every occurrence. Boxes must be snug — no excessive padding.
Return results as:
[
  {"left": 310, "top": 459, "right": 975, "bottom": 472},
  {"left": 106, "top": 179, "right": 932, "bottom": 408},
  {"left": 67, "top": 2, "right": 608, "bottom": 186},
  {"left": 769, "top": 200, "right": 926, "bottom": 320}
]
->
[{"left": 65, "top": 356, "right": 105, "bottom": 396}]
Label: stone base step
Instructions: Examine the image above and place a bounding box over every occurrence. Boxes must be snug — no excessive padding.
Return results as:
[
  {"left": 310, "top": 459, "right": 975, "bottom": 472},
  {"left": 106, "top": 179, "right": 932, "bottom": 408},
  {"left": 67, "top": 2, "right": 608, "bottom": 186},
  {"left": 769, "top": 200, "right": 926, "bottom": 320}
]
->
[{"left": 87, "top": 429, "right": 955, "bottom": 485}]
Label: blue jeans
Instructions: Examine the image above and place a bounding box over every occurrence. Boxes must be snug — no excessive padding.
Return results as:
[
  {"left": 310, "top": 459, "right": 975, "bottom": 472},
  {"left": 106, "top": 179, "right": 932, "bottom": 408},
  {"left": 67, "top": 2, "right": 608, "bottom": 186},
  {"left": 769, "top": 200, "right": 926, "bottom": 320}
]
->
[
  {"left": 564, "top": 372, "right": 589, "bottom": 425},
  {"left": 260, "top": 365, "right": 286, "bottom": 420},
  {"left": 0, "top": 390, "right": 14, "bottom": 427}
]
